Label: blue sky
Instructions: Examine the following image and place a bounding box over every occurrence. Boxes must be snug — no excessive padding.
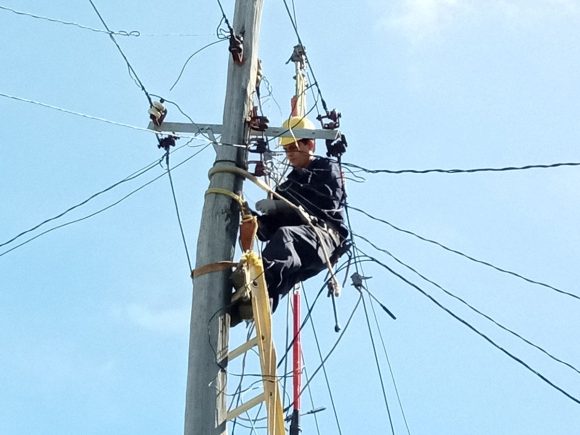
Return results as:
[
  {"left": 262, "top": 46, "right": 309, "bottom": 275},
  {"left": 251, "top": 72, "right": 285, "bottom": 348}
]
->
[{"left": 1, "top": 1, "right": 580, "bottom": 434}]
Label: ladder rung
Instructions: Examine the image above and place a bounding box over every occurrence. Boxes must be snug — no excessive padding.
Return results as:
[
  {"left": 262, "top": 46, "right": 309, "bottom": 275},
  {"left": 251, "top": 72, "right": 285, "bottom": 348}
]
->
[
  {"left": 228, "top": 336, "right": 259, "bottom": 361},
  {"left": 227, "top": 392, "right": 265, "bottom": 421}
]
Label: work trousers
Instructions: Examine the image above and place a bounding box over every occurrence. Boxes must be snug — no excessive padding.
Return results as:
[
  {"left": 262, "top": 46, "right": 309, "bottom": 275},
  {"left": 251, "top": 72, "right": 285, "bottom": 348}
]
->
[{"left": 262, "top": 224, "right": 341, "bottom": 312}]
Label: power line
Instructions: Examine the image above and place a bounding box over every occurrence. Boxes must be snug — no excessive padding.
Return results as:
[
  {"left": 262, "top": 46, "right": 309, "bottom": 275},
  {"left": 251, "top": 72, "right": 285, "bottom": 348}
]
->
[
  {"left": 289, "top": 293, "right": 363, "bottom": 412},
  {"left": 0, "top": 145, "right": 210, "bottom": 258},
  {"left": 169, "top": 39, "right": 227, "bottom": 91},
  {"left": 360, "top": 249, "right": 580, "bottom": 407},
  {"left": 280, "top": 0, "right": 329, "bottom": 113},
  {"left": 349, "top": 205, "right": 580, "bottom": 302},
  {"left": 88, "top": 0, "right": 153, "bottom": 105},
  {"left": 360, "top": 291, "right": 396, "bottom": 435},
  {"left": 302, "top": 285, "right": 344, "bottom": 435},
  {"left": 341, "top": 161, "right": 580, "bottom": 175},
  {"left": 0, "top": 155, "right": 162, "bottom": 249},
  {"left": 0, "top": 3, "right": 139, "bottom": 36},
  {"left": 366, "top": 281, "right": 412, "bottom": 435},
  {"left": 343, "top": 196, "right": 396, "bottom": 434},
  {"left": 355, "top": 232, "right": 580, "bottom": 377},
  {"left": 164, "top": 149, "right": 193, "bottom": 272},
  {"left": 0, "top": 92, "right": 161, "bottom": 134}
]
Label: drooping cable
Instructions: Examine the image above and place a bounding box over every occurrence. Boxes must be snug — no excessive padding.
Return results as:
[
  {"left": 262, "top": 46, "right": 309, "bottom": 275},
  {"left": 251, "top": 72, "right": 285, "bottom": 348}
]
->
[
  {"left": 169, "top": 39, "right": 227, "bottom": 91},
  {"left": 355, "top": 232, "right": 580, "bottom": 376},
  {"left": 360, "top": 248, "right": 580, "bottom": 407},
  {"left": 349, "top": 205, "right": 580, "bottom": 302}
]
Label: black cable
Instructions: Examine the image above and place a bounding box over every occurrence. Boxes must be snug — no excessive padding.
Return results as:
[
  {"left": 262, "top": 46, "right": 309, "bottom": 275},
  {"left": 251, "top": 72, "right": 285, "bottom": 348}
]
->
[
  {"left": 88, "top": 0, "right": 153, "bottom": 105},
  {"left": 341, "top": 161, "right": 580, "bottom": 175},
  {"left": 164, "top": 150, "right": 193, "bottom": 272},
  {"left": 355, "top": 232, "right": 580, "bottom": 376},
  {"left": 0, "top": 156, "right": 162, "bottom": 249},
  {"left": 284, "top": 292, "right": 363, "bottom": 413},
  {"left": 360, "top": 248, "right": 580, "bottom": 407},
  {"left": 302, "top": 285, "right": 344, "bottom": 435},
  {"left": 276, "top": 258, "right": 353, "bottom": 370},
  {"left": 361, "top": 292, "right": 395, "bottom": 435},
  {"left": 0, "top": 145, "right": 210, "bottom": 258},
  {"left": 349, "top": 205, "right": 580, "bottom": 302},
  {"left": 366, "top": 279, "right": 412, "bottom": 435},
  {"left": 169, "top": 39, "right": 227, "bottom": 91},
  {"left": 281, "top": 0, "right": 328, "bottom": 112},
  {"left": 215, "top": 0, "right": 234, "bottom": 32}
]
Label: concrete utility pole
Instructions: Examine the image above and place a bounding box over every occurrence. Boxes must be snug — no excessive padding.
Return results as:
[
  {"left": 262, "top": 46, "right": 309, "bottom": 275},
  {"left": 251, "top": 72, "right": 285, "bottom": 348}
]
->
[{"left": 184, "top": 1, "right": 264, "bottom": 434}]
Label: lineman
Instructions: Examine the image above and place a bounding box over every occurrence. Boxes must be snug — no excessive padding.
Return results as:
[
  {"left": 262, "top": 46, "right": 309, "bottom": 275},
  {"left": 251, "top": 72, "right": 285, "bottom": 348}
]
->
[{"left": 255, "top": 116, "right": 349, "bottom": 312}]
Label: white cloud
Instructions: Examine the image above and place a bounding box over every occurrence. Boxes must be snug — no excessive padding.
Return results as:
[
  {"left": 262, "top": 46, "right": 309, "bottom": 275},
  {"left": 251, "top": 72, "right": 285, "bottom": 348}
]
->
[
  {"left": 127, "top": 303, "right": 189, "bottom": 335},
  {"left": 379, "top": 0, "right": 466, "bottom": 43},
  {"left": 378, "top": 0, "right": 580, "bottom": 44}
]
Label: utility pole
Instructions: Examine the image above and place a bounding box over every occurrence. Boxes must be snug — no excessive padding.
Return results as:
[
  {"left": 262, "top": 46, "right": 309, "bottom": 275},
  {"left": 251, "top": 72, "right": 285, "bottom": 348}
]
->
[{"left": 184, "top": 1, "right": 264, "bottom": 434}]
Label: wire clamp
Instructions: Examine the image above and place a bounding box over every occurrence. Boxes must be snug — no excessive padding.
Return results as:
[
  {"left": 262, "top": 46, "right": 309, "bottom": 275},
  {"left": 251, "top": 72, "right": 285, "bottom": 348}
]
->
[
  {"left": 158, "top": 135, "right": 177, "bottom": 151},
  {"left": 229, "top": 31, "right": 244, "bottom": 64},
  {"left": 249, "top": 106, "right": 269, "bottom": 131},
  {"left": 317, "top": 109, "right": 341, "bottom": 130}
]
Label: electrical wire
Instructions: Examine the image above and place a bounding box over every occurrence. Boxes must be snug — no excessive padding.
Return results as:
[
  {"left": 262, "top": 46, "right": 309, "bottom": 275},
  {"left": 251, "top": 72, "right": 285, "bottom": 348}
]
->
[
  {"left": 281, "top": 0, "right": 329, "bottom": 113},
  {"left": 0, "top": 4, "right": 139, "bottom": 36},
  {"left": 302, "top": 284, "right": 344, "bottom": 435},
  {"left": 365, "top": 276, "right": 412, "bottom": 435},
  {"left": 0, "top": 92, "right": 160, "bottom": 134},
  {"left": 360, "top": 291, "right": 396, "bottom": 435},
  {"left": 342, "top": 194, "right": 396, "bottom": 434},
  {"left": 341, "top": 161, "right": 580, "bottom": 175},
  {"left": 355, "top": 232, "right": 580, "bottom": 376},
  {"left": 164, "top": 149, "right": 193, "bottom": 271},
  {"left": 169, "top": 39, "right": 227, "bottom": 91},
  {"left": 286, "top": 292, "right": 363, "bottom": 413},
  {"left": 360, "top": 248, "right": 580, "bottom": 407},
  {"left": 1, "top": 154, "right": 163, "bottom": 249},
  {"left": 349, "top": 205, "right": 580, "bottom": 302},
  {"left": 0, "top": 145, "right": 211, "bottom": 258},
  {"left": 89, "top": 0, "right": 153, "bottom": 105}
]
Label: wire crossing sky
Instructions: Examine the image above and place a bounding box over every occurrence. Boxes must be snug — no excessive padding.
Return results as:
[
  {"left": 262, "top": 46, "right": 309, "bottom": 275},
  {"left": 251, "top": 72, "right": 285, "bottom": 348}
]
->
[{"left": 1, "top": 1, "right": 580, "bottom": 435}]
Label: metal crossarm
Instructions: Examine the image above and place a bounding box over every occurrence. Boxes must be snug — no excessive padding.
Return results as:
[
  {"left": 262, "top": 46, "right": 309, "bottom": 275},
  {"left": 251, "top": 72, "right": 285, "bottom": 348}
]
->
[{"left": 225, "top": 251, "right": 286, "bottom": 435}]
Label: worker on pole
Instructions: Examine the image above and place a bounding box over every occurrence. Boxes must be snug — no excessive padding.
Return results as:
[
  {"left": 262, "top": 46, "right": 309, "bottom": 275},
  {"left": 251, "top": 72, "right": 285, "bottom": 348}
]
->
[{"left": 254, "top": 116, "right": 349, "bottom": 312}]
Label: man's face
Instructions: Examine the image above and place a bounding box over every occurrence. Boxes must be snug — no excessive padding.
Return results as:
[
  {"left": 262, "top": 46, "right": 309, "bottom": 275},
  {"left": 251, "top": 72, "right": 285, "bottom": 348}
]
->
[{"left": 284, "top": 139, "right": 313, "bottom": 168}]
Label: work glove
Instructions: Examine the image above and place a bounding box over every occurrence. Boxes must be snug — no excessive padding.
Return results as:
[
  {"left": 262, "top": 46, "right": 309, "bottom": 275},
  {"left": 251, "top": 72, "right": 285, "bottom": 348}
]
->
[{"left": 256, "top": 199, "right": 289, "bottom": 215}]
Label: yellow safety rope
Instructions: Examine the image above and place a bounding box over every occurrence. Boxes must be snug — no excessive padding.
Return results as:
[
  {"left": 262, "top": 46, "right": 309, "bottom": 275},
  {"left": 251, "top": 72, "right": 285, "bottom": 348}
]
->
[{"left": 205, "top": 187, "right": 245, "bottom": 207}]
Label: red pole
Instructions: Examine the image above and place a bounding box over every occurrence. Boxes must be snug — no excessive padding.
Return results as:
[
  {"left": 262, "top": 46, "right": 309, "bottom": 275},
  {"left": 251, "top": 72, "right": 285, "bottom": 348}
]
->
[
  {"left": 290, "top": 287, "right": 301, "bottom": 434},
  {"left": 292, "top": 288, "right": 301, "bottom": 410}
]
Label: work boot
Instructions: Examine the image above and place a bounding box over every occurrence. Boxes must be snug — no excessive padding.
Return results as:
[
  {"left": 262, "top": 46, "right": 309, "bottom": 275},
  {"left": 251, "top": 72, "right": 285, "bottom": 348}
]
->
[{"left": 229, "top": 300, "right": 253, "bottom": 327}]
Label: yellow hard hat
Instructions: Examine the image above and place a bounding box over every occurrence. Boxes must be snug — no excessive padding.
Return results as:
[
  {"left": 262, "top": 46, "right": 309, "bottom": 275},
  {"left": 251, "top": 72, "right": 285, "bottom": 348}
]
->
[{"left": 279, "top": 116, "right": 315, "bottom": 147}]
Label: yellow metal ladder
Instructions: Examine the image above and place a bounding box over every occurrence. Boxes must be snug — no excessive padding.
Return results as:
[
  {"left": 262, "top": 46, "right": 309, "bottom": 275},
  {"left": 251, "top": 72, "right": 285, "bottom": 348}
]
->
[{"left": 226, "top": 251, "right": 286, "bottom": 435}]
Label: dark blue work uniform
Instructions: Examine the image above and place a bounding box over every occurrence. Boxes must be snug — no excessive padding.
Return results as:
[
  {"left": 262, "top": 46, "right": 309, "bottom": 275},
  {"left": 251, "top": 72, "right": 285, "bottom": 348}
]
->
[{"left": 258, "top": 157, "right": 348, "bottom": 311}]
